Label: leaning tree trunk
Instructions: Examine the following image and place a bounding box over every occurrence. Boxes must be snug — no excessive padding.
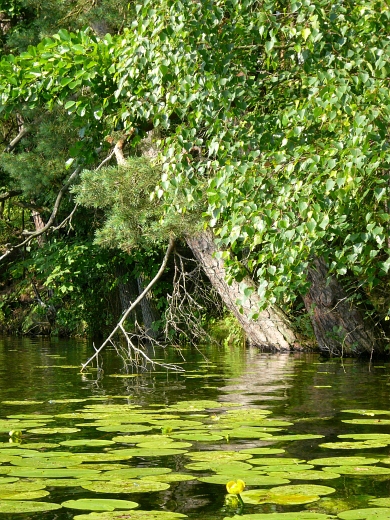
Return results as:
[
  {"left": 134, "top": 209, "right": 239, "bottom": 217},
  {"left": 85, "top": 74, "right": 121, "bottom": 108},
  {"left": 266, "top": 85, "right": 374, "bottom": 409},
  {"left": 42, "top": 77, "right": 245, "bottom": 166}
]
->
[
  {"left": 303, "top": 257, "right": 381, "bottom": 356},
  {"left": 186, "top": 230, "right": 298, "bottom": 351}
]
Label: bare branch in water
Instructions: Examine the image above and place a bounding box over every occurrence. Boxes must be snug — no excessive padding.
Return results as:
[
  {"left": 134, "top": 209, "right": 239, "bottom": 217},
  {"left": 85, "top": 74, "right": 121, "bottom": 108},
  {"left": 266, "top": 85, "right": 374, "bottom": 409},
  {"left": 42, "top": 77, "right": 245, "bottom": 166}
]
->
[{"left": 80, "top": 237, "right": 182, "bottom": 372}]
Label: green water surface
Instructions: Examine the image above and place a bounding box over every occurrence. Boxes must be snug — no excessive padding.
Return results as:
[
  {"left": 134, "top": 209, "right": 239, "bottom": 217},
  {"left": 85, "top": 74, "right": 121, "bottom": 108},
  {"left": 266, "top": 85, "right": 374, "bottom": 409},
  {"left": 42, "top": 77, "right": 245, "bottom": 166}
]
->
[{"left": 0, "top": 337, "right": 390, "bottom": 520}]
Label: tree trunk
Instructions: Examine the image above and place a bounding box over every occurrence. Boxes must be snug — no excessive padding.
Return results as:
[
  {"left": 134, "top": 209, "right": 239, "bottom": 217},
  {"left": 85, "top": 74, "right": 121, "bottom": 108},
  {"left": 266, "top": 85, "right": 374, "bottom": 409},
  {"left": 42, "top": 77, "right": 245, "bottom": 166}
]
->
[
  {"left": 137, "top": 275, "right": 160, "bottom": 339},
  {"left": 31, "top": 206, "right": 45, "bottom": 247},
  {"left": 116, "top": 265, "right": 160, "bottom": 339},
  {"left": 186, "top": 230, "right": 298, "bottom": 351},
  {"left": 115, "top": 264, "right": 139, "bottom": 323},
  {"left": 303, "top": 257, "right": 381, "bottom": 356}
]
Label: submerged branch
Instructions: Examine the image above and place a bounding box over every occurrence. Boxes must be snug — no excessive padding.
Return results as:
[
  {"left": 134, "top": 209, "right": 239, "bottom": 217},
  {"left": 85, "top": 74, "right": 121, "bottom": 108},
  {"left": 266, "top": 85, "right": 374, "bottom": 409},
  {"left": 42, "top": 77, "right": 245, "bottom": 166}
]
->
[{"left": 80, "top": 237, "right": 181, "bottom": 372}]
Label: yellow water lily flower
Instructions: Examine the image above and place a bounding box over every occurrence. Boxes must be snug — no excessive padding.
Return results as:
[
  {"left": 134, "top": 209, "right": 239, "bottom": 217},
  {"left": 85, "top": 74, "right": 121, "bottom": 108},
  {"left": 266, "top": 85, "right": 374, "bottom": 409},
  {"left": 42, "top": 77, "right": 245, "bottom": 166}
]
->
[{"left": 226, "top": 479, "right": 246, "bottom": 495}]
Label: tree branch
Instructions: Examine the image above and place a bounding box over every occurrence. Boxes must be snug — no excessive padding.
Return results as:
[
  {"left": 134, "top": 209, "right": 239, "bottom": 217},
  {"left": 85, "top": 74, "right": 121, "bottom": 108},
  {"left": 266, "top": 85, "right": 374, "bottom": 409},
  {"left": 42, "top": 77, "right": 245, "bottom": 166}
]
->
[
  {"left": 0, "top": 190, "right": 23, "bottom": 201},
  {"left": 80, "top": 236, "right": 177, "bottom": 371},
  {"left": 4, "top": 126, "right": 29, "bottom": 153},
  {"left": 0, "top": 148, "right": 116, "bottom": 263},
  {"left": 22, "top": 165, "right": 82, "bottom": 237},
  {"left": 51, "top": 203, "right": 79, "bottom": 232}
]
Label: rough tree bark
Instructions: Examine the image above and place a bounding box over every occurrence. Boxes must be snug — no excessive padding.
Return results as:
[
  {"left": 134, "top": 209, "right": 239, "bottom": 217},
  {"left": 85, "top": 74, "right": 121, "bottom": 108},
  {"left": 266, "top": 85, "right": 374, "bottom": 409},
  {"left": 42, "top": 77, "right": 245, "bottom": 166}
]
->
[
  {"left": 137, "top": 275, "right": 160, "bottom": 339},
  {"left": 115, "top": 264, "right": 139, "bottom": 323},
  {"left": 186, "top": 230, "right": 298, "bottom": 351},
  {"left": 303, "top": 257, "right": 381, "bottom": 356}
]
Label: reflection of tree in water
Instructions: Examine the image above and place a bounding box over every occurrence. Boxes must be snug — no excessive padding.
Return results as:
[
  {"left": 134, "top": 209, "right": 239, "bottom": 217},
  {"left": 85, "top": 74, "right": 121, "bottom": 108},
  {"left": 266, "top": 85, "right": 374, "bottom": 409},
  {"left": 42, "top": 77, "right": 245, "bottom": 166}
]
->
[
  {"left": 218, "top": 350, "right": 297, "bottom": 408},
  {"left": 0, "top": 336, "right": 89, "bottom": 403}
]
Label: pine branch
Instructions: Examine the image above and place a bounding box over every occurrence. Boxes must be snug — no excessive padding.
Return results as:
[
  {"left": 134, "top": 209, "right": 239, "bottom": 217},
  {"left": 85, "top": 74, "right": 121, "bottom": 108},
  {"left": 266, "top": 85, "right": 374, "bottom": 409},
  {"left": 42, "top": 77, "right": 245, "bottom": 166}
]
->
[{"left": 0, "top": 148, "right": 116, "bottom": 263}]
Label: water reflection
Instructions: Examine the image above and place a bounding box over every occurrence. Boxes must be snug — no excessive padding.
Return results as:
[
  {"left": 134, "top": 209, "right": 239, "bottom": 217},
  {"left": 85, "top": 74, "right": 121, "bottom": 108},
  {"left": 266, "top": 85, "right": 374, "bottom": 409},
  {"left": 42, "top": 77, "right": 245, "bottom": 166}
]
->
[{"left": 0, "top": 337, "right": 390, "bottom": 519}]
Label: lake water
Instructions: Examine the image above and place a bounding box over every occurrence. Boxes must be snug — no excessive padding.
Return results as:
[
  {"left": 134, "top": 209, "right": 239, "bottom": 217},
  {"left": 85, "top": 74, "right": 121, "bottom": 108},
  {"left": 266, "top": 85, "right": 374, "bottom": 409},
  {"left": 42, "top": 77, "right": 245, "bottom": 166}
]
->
[{"left": 1, "top": 336, "right": 390, "bottom": 519}]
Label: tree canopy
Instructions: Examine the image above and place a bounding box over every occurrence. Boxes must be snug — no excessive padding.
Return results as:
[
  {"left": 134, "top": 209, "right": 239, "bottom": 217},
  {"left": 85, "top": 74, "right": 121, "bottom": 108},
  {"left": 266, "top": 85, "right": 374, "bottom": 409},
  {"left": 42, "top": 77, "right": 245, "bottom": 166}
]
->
[{"left": 1, "top": 0, "right": 390, "bottom": 346}]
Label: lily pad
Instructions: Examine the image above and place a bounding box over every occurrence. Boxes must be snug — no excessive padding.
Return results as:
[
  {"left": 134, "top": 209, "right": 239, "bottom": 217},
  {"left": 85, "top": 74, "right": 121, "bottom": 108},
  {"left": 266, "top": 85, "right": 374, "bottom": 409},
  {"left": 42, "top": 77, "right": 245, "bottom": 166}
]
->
[
  {"left": 249, "top": 457, "right": 305, "bottom": 466},
  {"left": 323, "top": 465, "right": 390, "bottom": 475},
  {"left": 0, "top": 448, "right": 38, "bottom": 455},
  {"left": 108, "top": 374, "right": 140, "bottom": 378},
  {"left": 239, "top": 448, "right": 285, "bottom": 455},
  {"left": 97, "top": 468, "right": 171, "bottom": 480},
  {"left": 242, "top": 420, "right": 292, "bottom": 428},
  {"left": 225, "top": 428, "right": 280, "bottom": 439},
  {"left": 319, "top": 441, "right": 388, "bottom": 449},
  {"left": 266, "top": 470, "right": 340, "bottom": 480},
  {"left": 61, "top": 498, "right": 139, "bottom": 511},
  {"left": 227, "top": 515, "right": 333, "bottom": 520},
  {"left": 141, "top": 473, "right": 196, "bottom": 483},
  {"left": 135, "top": 441, "right": 192, "bottom": 449},
  {"left": 9, "top": 457, "right": 75, "bottom": 468},
  {"left": 82, "top": 479, "right": 170, "bottom": 493},
  {"left": 31, "top": 478, "right": 92, "bottom": 487},
  {"left": 253, "top": 464, "right": 314, "bottom": 472},
  {"left": 184, "top": 461, "right": 253, "bottom": 472},
  {"left": 111, "top": 447, "right": 187, "bottom": 457},
  {"left": 0, "top": 501, "right": 62, "bottom": 513},
  {"left": 112, "top": 434, "right": 177, "bottom": 444},
  {"left": 338, "top": 434, "right": 390, "bottom": 440},
  {"left": 0, "top": 454, "right": 23, "bottom": 464},
  {"left": 1, "top": 401, "right": 44, "bottom": 405},
  {"left": 96, "top": 425, "right": 153, "bottom": 433},
  {"left": 241, "top": 484, "right": 335, "bottom": 505},
  {"left": 72, "top": 464, "right": 128, "bottom": 471},
  {"left": 369, "top": 499, "right": 390, "bottom": 507},
  {"left": 60, "top": 439, "right": 116, "bottom": 447},
  {"left": 0, "top": 480, "right": 47, "bottom": 500},
  {"left": 147, "top": 419, "right": 204, "bottom": 428},
  {"left": 36, "top": 365, "right": 80, "bottom": 369},
  {"left": 70, "top": 452, "right": 133, "bottom": 462},
  {"left": 4, "top": 442, "right": 60, "bottom": 450},
  {"left": 74, "top": 511, "right": 187, "bottom": 519},
  {"left": 0, "top": 481, "right": 45, "bottom": 492},
  {"left": 342, "top": 410, "right": 390, "bottom": 416},
  {"left": 337, "top": 508, "right": 390, "bottom": 519},
  {"left": 342, "top": 419, "right": 390, "bottom": 425},
  {"left": 48, "top": 399, "right": 87, "bottom": 403},
  {"left": 198, "top": 474, "right": 290, "bottom": 486},
  {"left": 169, "top": 433, "right": 224, "bottom": 442},
  {"left": 220, "top": 409, "right": 272, "bottom": 420},
  {"left": 0, "top": 489, "right": 49, "bottom": 500},
  {"left": 6, "top": 468, "right": 102, "bottom": 478},
  {"left": 266, "top": 434, "right": 325, "bottom": 442},
  {"left": 224, "top": 514, "right": 333, "bottom": 519},
  {"left": 0, "top": 477, "right": 19, "bottom": 484},
  {"left": 309, "top": 457, "right": 379, "bottom": 466},
  {"left": 27, "top": 427, "right": 80, "bottom": 434},
  {"left": 187, "top": 450, "right": 252, "bottom": 462},
  {"left": 7, "top": 414, "right": 54, "bottom": 419},
  {"left": 168, "top": 400, "right": 223, "bottom": 411}
]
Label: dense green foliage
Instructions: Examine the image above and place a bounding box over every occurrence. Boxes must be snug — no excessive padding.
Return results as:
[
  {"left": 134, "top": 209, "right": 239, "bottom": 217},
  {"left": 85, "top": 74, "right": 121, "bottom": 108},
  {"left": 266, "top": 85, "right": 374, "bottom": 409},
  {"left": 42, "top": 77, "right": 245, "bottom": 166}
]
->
[{"left": 1, "top": 0, "right": 390, "bottom": 339}]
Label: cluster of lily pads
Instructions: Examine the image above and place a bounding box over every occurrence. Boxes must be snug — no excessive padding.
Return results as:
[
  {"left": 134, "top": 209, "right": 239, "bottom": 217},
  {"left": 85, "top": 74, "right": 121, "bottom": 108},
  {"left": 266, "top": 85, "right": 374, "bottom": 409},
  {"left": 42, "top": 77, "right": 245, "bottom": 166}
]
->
[{"left": 1, "top": 395, "right": 390, "bottom": 519}]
